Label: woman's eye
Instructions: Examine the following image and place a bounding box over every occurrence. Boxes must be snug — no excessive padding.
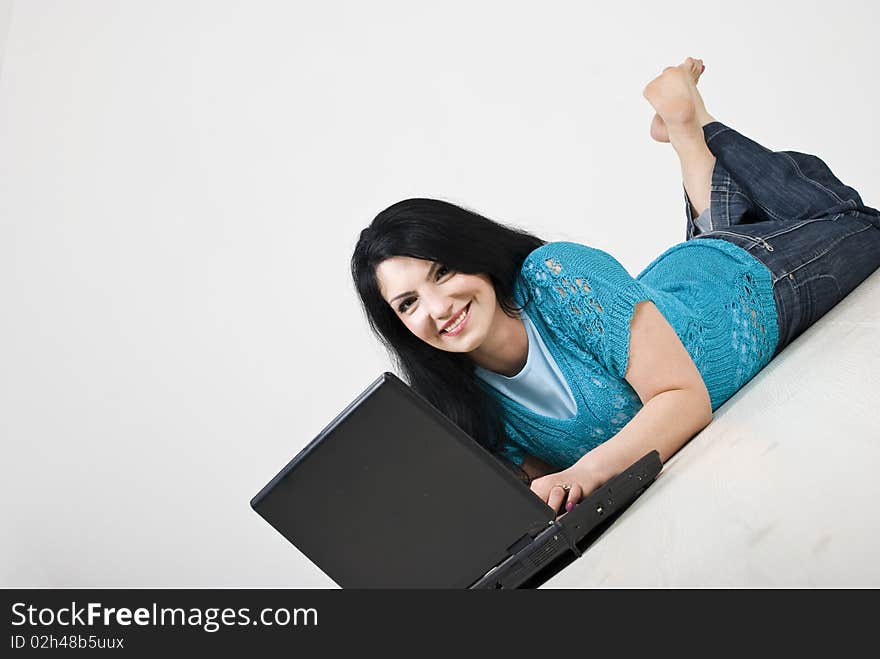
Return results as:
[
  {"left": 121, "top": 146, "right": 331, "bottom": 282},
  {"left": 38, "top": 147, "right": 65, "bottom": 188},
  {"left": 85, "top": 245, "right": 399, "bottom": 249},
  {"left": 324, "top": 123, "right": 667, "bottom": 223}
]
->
[{"left": 397, "top": 266, "right": 451, "bottom": 314}]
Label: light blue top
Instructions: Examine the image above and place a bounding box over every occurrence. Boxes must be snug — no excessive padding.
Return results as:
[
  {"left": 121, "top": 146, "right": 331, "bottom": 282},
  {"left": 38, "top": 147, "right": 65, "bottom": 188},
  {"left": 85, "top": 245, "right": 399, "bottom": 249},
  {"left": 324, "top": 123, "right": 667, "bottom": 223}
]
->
[
  {"left": 474, "top": 311, "right": 577, "bottom": 420},
  {"left": 475, "top": 239, "right": 780, "bottom": 469}
]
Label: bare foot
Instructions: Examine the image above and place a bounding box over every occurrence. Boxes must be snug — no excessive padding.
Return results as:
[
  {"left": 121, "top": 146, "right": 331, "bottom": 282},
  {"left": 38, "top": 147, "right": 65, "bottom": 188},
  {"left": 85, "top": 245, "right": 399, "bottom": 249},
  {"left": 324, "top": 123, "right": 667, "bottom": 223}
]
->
[
  {"left": 644, "top": 57, "right": 718, "bottom": 216},
  {"left": 647, "top": 58, "right": 714, "bottom": 143}
]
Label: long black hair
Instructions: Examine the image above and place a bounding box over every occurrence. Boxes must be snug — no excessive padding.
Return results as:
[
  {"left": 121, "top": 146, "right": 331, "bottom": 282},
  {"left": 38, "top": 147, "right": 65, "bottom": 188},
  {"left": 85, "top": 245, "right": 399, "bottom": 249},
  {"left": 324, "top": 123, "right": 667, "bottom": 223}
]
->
[{"left": 351, "top": 198, "right": 546, "bottom": 470}]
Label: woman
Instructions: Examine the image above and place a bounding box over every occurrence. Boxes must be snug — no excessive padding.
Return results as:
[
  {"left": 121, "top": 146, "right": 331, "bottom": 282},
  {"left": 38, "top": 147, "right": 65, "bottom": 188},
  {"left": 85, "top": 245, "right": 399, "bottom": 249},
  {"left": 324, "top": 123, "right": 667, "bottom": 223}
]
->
[{"left": 350, "top": 58, "right": 880, "bottom": 516}]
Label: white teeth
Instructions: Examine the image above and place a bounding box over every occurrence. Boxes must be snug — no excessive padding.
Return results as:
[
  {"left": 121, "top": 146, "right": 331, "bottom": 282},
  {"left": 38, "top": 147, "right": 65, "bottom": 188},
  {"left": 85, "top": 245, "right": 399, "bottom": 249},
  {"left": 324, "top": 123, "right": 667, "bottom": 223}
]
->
[{"left": 444, "top": 306, "right": 468, "bottom": 332}]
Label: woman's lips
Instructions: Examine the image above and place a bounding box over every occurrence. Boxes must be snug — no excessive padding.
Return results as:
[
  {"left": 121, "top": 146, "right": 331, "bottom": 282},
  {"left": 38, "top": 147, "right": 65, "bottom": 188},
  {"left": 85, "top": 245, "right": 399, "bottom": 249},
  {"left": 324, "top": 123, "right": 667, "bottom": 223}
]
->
[{"left": 442, "top": 303, "right": 471, "bottom": 336}]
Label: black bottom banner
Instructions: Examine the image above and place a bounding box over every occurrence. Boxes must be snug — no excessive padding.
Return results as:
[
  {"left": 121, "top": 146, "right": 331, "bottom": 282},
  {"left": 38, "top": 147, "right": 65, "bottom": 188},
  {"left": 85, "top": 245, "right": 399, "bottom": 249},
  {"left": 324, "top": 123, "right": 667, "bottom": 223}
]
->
[{"left": 1, "top": 588, "right": 870, "bottom": 654}]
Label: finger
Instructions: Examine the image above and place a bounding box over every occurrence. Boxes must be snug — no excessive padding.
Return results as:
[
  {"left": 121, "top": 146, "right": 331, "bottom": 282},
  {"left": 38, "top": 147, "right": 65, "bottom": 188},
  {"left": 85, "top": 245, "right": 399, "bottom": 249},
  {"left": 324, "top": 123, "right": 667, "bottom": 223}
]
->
[
  {"left": 530, "top": 475, "right": 554, "bottom": 499},
  {"left": 530, "top": 485, "right": 551, "bottom": 508},
  {"left": 548, "top": 485, "right": 567, "bottom": 514},
  {"left": 564, "top": 483, "right": 583, "bottom": 512}
]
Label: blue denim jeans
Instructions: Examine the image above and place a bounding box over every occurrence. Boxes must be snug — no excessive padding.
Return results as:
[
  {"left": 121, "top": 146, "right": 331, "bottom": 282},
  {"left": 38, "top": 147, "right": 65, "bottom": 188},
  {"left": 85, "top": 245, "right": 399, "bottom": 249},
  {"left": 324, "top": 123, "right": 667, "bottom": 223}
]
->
[{"left": 684, "top": 122, "right": 880, "bottom": 358}]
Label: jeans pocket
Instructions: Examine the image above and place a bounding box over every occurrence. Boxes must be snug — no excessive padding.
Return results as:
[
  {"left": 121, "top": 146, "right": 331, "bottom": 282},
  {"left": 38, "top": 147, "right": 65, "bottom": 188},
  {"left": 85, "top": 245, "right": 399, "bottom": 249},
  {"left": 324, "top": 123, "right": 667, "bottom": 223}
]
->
[
  {"left": 778, "top": 217, "right": 873, "bottom": 277},
  {"left": 757, "top": 214, "right": 844, "bottom": 242}
]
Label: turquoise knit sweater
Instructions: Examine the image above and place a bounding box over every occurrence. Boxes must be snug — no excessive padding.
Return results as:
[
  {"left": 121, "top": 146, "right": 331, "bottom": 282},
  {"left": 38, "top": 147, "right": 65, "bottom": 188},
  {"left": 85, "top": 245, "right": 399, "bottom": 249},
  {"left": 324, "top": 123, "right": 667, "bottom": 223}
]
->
[{"left": 476, "top": 239, "right": 780, "bottom": 469}]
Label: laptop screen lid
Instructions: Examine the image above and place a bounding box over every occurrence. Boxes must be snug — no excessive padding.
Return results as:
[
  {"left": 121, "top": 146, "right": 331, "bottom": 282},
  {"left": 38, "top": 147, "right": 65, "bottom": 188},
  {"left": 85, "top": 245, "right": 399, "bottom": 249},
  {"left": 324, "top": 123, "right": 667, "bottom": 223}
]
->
[{"left": 251, "top": 372, "right": 556, "bottom": 588}]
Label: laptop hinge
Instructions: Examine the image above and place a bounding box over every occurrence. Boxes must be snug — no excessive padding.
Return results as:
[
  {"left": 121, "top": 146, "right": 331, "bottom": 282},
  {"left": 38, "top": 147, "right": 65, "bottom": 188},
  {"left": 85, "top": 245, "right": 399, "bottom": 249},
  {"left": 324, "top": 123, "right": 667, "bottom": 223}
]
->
[
  {"left": 506, "top": 518, "right": 554, "bottom": 554},
  {"left": 505, "top": 518, "right": 580, "bottom": 556},
  {"left": 506, "top": 534, "right": 534, "bottom": 555},
  {"left": 475, "top": 521, "right": 577, "bottom": 589}
]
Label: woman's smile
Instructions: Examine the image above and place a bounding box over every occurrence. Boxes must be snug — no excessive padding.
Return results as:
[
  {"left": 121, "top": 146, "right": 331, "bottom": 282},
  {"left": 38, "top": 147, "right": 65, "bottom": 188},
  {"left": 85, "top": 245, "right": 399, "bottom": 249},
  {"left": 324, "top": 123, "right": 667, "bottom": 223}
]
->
[{"left": 441, "top": 302, "right": 471, "bottom": 336}]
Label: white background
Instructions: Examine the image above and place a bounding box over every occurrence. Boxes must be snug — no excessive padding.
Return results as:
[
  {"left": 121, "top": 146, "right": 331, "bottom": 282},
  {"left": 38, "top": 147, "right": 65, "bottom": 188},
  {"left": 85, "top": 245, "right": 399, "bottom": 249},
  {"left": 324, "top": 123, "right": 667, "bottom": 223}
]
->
[{"left": 2, "top": 0, "right": 878, "bottom": 586}]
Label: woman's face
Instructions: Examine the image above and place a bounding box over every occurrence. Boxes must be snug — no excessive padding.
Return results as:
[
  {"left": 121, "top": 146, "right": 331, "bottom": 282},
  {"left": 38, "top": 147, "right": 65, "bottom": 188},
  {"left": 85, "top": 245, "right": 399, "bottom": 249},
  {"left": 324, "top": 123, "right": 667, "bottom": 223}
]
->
[{"left": 375, "top": 256, "right": 499, "bottom": 353}]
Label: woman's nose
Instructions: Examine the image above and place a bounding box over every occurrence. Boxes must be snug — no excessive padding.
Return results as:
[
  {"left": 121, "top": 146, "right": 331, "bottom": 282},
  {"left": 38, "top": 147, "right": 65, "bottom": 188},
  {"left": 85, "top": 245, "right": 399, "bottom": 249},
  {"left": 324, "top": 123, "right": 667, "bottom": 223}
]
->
[{"left": 425, "top": 296, "right": 454, "bottom": 324}]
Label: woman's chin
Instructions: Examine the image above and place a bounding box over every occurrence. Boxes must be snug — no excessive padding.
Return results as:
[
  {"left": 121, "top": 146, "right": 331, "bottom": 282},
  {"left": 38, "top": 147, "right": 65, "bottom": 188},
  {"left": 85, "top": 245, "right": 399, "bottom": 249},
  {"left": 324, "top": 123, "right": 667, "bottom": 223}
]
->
[{"left": 435, "top": 330, "right": 481, "bottom": 353}]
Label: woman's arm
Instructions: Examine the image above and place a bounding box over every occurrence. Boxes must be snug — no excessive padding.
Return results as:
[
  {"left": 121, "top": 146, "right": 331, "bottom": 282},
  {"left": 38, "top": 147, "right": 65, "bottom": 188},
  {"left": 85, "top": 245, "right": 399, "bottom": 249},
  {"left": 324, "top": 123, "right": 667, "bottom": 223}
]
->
[
  {"left": 581, "top": 386, "right": 711, "bottom": 480},
  {"left": 530, "top": 387, "right": 711, "bottom": 513},
  {"left": 579, "top": 299, "right": 714, "bottom": 477},
  {"left": 532, "top": 300, "right": 714, "bottom": 512}
]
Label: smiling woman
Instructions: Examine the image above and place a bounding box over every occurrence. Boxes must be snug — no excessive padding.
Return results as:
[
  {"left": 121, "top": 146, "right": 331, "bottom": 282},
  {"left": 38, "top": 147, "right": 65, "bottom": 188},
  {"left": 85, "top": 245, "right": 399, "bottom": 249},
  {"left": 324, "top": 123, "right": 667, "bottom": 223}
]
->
[
  {"left": 350, "top": 198, "right": 546, "bottom": 486},
  {"left": 350, "top": 58, "right": 880, "bottom": 515}
]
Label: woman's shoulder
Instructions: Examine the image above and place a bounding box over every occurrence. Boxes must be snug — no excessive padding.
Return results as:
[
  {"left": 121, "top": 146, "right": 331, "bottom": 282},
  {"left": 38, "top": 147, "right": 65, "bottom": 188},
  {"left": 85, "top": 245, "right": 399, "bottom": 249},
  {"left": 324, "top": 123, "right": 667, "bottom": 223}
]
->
[
  {"left": 519, "top": 240, "right": 637, "bottom": 288},
  {"left": 518, "top": 241, "right": 659, "bottom": 380}
]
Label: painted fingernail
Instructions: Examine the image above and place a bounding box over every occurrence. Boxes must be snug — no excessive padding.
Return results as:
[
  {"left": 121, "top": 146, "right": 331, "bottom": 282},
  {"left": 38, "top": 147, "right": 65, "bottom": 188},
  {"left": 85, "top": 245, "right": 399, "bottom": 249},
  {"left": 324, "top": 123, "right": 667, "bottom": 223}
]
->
[{"left": 565, "top": 502, "right": 574, "bottom": 512}]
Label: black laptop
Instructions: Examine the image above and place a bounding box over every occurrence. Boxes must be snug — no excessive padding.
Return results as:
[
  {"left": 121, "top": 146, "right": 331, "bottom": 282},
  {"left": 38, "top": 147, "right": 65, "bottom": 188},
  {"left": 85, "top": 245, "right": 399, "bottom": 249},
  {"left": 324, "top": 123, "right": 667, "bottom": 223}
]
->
[{"left": 250, "top": 372, "right": 661, "bottom": 589}]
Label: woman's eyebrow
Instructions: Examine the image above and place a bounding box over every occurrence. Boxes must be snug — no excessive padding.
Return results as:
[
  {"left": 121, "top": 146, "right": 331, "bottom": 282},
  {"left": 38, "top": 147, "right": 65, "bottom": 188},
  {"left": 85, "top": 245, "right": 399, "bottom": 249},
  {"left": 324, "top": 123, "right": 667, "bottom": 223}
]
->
[{"left": 389, "top": 262, "right": 439, "bottom": 304}]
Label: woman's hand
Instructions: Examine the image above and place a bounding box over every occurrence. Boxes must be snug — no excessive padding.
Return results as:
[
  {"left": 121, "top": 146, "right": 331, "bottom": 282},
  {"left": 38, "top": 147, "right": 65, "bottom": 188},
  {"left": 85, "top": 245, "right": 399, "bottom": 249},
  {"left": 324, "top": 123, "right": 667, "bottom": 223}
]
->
[{"left": 529, "top": 459, "right": 605, "bottom": 515}]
